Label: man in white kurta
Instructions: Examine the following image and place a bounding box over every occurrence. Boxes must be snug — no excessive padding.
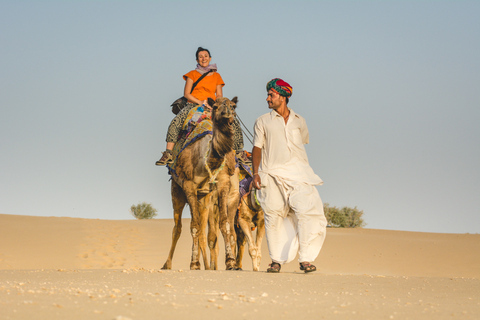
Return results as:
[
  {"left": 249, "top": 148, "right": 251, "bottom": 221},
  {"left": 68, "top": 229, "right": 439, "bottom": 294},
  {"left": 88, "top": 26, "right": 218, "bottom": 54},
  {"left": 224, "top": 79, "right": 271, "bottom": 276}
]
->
[{"left": 252, "top": 78, "right": 327, "bottom": 273}]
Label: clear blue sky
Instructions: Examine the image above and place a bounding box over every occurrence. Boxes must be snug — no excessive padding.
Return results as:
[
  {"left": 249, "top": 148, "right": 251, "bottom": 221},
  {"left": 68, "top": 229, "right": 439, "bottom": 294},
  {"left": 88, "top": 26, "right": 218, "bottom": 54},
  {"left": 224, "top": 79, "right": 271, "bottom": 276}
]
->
[{"left": 1, "top": 1, "right": 479, "bottom": 234}]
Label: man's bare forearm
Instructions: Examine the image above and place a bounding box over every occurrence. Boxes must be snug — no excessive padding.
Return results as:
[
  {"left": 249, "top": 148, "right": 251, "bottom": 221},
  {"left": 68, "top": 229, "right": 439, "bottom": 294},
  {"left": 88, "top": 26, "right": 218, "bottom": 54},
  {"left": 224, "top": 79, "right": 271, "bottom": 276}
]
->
[{"left": 252, "top": 146, "right": 262, "bottom": 189}]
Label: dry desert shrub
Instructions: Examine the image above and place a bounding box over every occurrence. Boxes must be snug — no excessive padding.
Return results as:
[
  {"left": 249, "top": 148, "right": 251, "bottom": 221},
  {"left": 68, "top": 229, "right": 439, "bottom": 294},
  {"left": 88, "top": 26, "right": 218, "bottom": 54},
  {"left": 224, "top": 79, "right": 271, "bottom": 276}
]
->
[
  {"left": 130, "top": 202, "right": 158, "bottom": 219},
  {"left": 324, "top": 203, "right": 366, "bottom": 228}
]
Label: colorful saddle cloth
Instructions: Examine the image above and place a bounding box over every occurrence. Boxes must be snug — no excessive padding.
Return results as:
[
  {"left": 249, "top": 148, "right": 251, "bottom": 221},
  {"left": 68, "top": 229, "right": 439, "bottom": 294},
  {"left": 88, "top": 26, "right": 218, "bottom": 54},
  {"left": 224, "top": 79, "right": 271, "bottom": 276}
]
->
[
  {"left": 167, "top": 105, "right": 212, "bottom": 177},
  {"left": 238, "top": 159, "right": 253, "bottom": 199},
  {"left": 182, "top": 105, "right": 212, "bottom": 147}
]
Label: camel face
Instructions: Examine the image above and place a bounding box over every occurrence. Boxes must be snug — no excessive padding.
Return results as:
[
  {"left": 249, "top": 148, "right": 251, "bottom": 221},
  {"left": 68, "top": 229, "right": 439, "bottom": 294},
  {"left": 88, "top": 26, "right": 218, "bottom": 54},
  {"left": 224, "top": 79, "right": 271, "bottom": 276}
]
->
[{"left": 211, "top": 97, "right": 238, "bottom": 125}]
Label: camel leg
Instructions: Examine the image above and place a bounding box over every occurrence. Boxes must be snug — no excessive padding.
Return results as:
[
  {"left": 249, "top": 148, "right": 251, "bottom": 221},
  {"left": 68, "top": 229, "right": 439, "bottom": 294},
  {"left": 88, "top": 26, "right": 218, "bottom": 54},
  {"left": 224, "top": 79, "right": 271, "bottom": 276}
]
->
[
  {"left": 253, "top": 214, "right": 265, "bottom": 272},
  {"left": 237, "top": 214, "right": 260, "bottom": 271},
  {"left": 220, "top": 170, "right": 240, "bottom": 270},
  {"left": 218, "top": 192, "right": 236, "bottom": 270},
  {"left": 183, "top": 181, "right": 202, "bottom": 270},
  {"left": 162, "top": 180, "right": 186, "bottom": 270},
  {"left": 208, "top": 202, "right": 219, "bottom": 270},
  {"left": 197, "top": 194, "right": 210, "bottom": 270},
  {"left": 235, "top": 220, "right": 246, "bottom": 270},
  {"left": 227, "top": 193, "right": 239, "bottom": 268}
]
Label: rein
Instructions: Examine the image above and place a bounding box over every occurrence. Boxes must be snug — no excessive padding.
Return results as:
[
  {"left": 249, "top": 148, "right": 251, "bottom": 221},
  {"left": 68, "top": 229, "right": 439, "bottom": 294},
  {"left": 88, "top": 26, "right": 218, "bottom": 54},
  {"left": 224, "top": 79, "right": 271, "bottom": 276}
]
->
[{"left": 235, "top": 113, "right": 254, "bottom": 146}]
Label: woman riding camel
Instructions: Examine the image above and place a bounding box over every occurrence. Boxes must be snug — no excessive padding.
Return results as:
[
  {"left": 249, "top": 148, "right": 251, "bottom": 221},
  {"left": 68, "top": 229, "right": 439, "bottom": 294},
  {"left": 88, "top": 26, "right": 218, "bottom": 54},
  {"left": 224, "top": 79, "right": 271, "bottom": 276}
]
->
[{"left": 155, "top": 47, "right": 248, "bottom": 165}]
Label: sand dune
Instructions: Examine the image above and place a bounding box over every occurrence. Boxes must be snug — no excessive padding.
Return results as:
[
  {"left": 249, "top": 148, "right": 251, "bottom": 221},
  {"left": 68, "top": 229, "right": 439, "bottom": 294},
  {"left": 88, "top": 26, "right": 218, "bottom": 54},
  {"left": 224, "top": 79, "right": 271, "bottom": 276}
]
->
[{"left": 0, "top": 213, "right": 479, "bottom": 319}]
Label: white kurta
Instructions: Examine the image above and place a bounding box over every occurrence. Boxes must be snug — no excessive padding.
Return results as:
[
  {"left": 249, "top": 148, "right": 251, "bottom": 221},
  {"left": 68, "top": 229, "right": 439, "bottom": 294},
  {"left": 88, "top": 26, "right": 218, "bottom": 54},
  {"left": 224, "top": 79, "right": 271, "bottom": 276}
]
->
[{"left": 253, "top": 109, "right": 327, "bottom": 264}]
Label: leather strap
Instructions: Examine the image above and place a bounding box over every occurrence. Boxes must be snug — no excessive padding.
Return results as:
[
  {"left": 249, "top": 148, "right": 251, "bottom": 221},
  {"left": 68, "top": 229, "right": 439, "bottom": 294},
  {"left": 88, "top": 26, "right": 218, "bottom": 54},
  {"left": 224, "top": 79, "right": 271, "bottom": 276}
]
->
[{"left": 190, "top": 70, "right": 213, "bottom": 93}]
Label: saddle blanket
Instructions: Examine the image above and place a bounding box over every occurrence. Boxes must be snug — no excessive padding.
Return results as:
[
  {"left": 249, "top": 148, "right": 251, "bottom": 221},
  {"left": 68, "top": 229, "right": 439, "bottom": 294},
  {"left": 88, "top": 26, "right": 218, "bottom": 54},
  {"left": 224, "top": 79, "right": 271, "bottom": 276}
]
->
[{"left": 167, "top": 106, "right": 212, "bottom": 177}]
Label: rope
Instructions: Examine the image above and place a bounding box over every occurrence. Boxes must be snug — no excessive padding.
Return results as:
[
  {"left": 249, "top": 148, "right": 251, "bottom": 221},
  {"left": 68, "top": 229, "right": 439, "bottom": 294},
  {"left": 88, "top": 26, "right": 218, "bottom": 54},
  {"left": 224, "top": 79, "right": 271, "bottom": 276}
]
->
[
  {"left": 240, "top": 193, "right": 257, "bottom": 212},
  {"left": 235, "top": 113, "right": 254, "bottom": 146},
  {"left": 204, "top": 144, "right": 227, "bottom": 184}
]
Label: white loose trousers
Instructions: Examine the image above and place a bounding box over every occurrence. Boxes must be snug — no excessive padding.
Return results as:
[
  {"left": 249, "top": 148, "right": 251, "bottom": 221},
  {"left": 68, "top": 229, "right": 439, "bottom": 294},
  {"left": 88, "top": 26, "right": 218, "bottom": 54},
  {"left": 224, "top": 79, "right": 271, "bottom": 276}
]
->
[
  {"left": 254, "top": 108, "right": 327, "bottom": 264},
  {"left": 258, "top": 173, "right": 327, "bottom": 264}
]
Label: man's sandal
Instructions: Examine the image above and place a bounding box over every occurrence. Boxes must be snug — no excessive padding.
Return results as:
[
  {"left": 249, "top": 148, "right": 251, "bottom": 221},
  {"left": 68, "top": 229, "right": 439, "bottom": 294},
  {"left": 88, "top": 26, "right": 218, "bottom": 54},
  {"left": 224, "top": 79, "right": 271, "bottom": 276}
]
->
[
  {"left": 299, "top": 262, "right": 317, "bottom": 273},
  {"left": 267, "top": 262, "right": 281, "bottom": 273}
]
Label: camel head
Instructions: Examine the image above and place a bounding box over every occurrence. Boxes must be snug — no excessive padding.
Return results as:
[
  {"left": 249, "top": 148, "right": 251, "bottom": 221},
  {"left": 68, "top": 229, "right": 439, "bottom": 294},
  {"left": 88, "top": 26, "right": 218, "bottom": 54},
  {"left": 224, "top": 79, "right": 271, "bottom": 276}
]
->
[{"left": 208, "top": 97, "right": 238, "bottom": 126}]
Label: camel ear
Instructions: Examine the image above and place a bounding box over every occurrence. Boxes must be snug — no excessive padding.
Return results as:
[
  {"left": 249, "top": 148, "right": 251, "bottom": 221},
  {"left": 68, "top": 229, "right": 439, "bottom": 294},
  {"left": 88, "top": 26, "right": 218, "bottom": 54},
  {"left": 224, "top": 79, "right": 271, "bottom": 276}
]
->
[
  {"left": 231, "top": 96, "right": 238, "bottom": 105},
  {"left": 207, "top": 98, "right": 215, "bottom": 109}
]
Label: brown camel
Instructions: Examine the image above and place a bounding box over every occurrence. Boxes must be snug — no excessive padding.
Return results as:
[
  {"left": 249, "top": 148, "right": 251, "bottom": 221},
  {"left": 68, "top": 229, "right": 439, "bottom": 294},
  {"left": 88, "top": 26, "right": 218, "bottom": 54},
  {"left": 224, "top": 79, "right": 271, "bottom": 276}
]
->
[
  {"left": 235, "top": 186, "right": 265, "bottom": 271},
  {"left": 162, "top": 97, "right": 240, "bottom": 270}
]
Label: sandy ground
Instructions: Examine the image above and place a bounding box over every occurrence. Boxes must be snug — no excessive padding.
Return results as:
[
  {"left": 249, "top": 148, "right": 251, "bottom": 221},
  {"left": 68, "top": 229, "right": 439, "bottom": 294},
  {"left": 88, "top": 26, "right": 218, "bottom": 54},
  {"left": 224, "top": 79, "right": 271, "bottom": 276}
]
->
[{"left": 0, "top": 213, "right": 479, "bottom": 319}]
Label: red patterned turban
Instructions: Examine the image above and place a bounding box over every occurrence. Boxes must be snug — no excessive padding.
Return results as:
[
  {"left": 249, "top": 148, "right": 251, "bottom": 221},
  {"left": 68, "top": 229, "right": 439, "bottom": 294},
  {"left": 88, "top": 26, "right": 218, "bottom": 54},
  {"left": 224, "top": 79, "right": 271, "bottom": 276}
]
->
[{"left": 266, "top": 78, "right": 293, "bottom": 98}]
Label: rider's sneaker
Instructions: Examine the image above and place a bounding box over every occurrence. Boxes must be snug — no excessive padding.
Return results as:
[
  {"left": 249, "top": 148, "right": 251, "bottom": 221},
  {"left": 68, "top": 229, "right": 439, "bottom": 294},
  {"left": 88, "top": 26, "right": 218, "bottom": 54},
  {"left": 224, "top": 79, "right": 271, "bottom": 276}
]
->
[{"left": 155, "top": 150, "right": 174, "bottom": 166}]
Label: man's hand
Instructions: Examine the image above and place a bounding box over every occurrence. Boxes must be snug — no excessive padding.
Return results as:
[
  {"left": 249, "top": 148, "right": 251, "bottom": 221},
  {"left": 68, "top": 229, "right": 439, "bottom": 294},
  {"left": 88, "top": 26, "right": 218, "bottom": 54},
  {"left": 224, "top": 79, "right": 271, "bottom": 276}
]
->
[
  {"left": 251, "top": 146, "right": 262, "bottom": 190},
  {"left": 253, "top": 174, "right": 261, "bottom": 190}
]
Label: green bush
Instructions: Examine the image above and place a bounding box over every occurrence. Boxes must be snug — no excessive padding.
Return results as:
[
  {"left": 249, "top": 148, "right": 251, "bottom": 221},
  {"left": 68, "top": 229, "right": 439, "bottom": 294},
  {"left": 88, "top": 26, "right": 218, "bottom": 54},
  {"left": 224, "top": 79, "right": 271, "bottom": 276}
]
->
[
  {"left": 324, "top": 203, "right": 366, "bottom": 228},
  {"left": 130, "top": 202, "right": 158, "bottom": 220}
]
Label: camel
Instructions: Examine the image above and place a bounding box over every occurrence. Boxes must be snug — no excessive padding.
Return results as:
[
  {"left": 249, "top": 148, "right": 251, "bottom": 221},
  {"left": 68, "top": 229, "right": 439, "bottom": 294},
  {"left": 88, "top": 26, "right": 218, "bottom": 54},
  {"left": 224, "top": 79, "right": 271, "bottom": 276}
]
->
[
  {"left": 235, "top": 185, "right": 265, "bottom": 271},
  {"left": 162, "top": 97, "right": 240, "bottom": 270}
]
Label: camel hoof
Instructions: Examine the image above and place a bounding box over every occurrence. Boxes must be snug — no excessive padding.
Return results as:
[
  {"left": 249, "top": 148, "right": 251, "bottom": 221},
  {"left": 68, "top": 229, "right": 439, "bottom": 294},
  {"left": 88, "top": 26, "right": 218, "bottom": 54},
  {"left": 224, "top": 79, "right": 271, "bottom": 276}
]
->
[
  {"left": 161, "top": 263, "right": 171, "bottom": 270},
  {"left": 190, "top": 262, "right": 201, "bottom": 270},
  {"left": 225, "top": 258, "right": 237, "bottom": 271}
]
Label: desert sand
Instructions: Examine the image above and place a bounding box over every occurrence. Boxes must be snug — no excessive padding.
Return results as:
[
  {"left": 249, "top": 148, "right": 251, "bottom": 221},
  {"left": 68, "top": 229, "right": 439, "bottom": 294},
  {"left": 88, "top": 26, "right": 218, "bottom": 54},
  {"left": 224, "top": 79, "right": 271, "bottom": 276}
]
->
[{"left": 0, "top": 213, "right": 479, "bottom": 319}]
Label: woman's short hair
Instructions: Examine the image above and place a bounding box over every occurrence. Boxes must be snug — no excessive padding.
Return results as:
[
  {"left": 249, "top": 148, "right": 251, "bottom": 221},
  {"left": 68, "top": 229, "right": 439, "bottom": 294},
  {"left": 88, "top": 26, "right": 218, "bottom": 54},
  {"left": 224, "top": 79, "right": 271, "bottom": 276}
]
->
[{"left": 196, "top": 47, "right": 211, "bottom": 60}]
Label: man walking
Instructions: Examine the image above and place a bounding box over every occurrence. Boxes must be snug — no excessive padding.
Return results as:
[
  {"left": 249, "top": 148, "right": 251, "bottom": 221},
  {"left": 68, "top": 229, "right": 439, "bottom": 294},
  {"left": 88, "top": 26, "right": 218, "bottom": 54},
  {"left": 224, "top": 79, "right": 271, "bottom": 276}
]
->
[{"left": 252, "top": 78, "right": 327, "bottom": 273}]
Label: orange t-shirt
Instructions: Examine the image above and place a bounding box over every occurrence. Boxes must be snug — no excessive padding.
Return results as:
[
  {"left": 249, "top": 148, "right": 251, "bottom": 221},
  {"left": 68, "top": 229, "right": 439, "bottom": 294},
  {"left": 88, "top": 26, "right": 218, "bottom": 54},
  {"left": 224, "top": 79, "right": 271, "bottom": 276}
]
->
[{"left": 183, "top": 70, "right": 225, "bottom": 102}]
